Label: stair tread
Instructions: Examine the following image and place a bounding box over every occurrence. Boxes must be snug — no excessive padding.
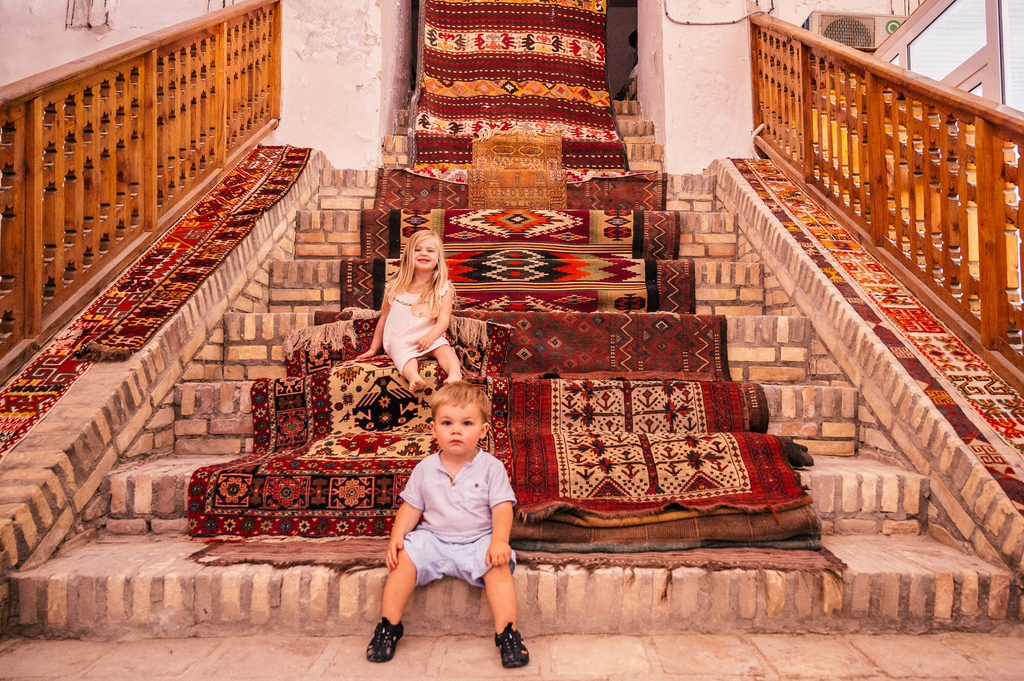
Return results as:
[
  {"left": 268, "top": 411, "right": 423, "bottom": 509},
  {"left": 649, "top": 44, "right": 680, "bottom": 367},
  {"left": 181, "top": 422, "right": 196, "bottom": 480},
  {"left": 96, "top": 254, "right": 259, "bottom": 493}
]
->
[{"left": 21, "top": 533, "right": 1006, "bottom": 578}]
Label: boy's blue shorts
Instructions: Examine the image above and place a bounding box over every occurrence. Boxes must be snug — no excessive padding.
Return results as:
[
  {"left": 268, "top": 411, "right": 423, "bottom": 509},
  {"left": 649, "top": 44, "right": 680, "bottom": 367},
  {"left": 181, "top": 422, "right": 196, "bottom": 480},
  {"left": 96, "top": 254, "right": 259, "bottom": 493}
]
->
[{"left": 402, "top": 529, "right": 517, "bottom": 588}]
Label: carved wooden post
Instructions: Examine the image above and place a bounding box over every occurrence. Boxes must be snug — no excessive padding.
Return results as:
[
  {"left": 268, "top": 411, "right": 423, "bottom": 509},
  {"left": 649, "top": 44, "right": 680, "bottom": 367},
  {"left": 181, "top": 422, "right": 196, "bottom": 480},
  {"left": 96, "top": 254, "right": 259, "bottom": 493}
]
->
[
  {"left": 271, "top": 1, "right": 282, "bottom": 121},
  {"left": 975, "top": 117, "right": 1007, "bottom": 349},
  {"left": 142, "top": 50, "right": 158, "bottom": 231},
  {"left": 799, "top": 41, "right": 814, "bottom": 182},
  {"left": 865, "top": 73, "right": 888, "bottom": 248},
  {"left": 216, "top": 20, "right": 229, "bottom": 169},
  {"left": 23, "top": 97, "right": 43, "bottom": 336}
]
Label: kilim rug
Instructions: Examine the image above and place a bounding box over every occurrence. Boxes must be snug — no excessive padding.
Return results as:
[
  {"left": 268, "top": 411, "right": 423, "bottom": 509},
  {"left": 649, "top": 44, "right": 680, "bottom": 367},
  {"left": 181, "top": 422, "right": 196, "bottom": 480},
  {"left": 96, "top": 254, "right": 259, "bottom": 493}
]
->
[
  {"left": 375, "top": 168, "right": 666, "bottom": 211},
  {"left": 188, "top": 361, "right": 513, "bottom": 538},
  {"left": 340, "top": 254, "right": 695, "bottom": 314},
  {"left": 734, "top": 158, "right": 1024, "bottom": 513},
  {"left": 514, "top": 376, "right": 769, "bottom": 436},
  {"left": 317, "top": 309, "right": 731, "bottom": 379},
  {"left": 467, "top": 131, "right": 567, "bottom": 209},
  {"left": 509, "top": 505, "right": 821, "bottom": 552},
  {"left": 361, "top": 208, "right": 680, "bottom": 260},
  {"left": 0, "top": 146, "right": 310, "bottom": 459},
  {"left": 415, "top": 0, "right": 626, "bottom": 171},
  {"left": 511, "top": 422, "right": 809, "bottom": 519},
  {"left": 191, "top": 536, "right": 843, "bottom": 570}
]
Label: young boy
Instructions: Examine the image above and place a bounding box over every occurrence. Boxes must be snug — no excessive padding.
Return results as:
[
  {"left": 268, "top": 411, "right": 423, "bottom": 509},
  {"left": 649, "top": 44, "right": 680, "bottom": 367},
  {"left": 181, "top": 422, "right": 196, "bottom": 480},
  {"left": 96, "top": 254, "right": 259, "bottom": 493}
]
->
[{"left": 366, "top": 380, "right": 530, "bottom": 668}]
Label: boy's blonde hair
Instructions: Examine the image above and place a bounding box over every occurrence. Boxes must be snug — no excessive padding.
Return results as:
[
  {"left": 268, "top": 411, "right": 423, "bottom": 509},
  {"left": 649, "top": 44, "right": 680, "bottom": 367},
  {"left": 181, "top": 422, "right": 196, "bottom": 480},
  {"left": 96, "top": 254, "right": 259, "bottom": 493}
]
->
[
  {"left": 383, "top": 229, "right": 451, "bottom": 318},
  {"left": 431, "top": 380, "right": 491, "bottom": 422}
]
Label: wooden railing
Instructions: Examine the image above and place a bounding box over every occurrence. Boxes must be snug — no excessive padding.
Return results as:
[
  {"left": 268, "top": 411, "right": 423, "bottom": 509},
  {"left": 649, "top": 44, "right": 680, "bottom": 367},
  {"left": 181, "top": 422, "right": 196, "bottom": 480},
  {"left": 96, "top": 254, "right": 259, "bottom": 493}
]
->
[
  {"left": 0, "top": 0, "right": 281, "bottom": 382},
  {"left": 750, "top": 14, "right": 1024, "bottom": 377}
]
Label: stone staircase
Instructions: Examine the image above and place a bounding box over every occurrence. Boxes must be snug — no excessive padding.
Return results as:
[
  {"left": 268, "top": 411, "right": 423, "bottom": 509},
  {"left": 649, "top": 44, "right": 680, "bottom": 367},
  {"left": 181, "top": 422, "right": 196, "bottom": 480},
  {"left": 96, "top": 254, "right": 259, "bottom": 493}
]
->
[{"left": 4, "top": 106, "right": 1021, "bottom": 640}]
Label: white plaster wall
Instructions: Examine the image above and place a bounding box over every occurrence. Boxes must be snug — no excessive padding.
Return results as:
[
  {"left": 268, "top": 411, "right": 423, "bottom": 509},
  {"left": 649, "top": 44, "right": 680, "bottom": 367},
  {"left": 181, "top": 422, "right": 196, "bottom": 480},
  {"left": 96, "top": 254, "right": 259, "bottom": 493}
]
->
[
  {"left": 760, "top": 0, "right": 923, "bottom": 27},
  {"left": 639, "top": 0, "right": 754, "bottom": 175},
  {"left": 379, "top": 0, "right": 414, "bottom": 139},
  {"left": 0, "top": 0, "right": 215, "bottom": 85},
  {"left": 1, "top": 0, "right": 391, "bottom": 170},
  {"left": 263, "top": 0, "right": 386, "bottom": 169}
]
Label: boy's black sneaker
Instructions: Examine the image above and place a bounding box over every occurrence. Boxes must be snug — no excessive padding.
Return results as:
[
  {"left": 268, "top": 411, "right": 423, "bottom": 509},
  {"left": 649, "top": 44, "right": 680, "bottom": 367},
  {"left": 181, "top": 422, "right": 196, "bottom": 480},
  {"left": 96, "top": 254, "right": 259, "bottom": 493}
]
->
[
  {"left": 366, "top": 617, "right": 403, "bottom": 662},
  {"left": 494, "top": 622, "right": 530, "bottom": 668}
]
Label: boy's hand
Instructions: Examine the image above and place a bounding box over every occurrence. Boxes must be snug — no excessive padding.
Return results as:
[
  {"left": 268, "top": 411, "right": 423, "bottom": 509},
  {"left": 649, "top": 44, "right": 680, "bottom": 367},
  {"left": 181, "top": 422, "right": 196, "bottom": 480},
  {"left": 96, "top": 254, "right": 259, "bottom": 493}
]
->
[
  {"left": 486, "top": 539, "right": 512, "bottom": 568},
  {"left": 386, "top": 535, "right": 405, "bottom": 571}
]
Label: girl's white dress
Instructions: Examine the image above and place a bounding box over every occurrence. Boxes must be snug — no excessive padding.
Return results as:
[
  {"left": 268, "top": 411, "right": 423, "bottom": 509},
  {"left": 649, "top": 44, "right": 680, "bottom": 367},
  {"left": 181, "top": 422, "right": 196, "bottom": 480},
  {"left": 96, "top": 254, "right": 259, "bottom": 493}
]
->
[{"left": 383, "top": 283, "right": 452, "bottom": 372}]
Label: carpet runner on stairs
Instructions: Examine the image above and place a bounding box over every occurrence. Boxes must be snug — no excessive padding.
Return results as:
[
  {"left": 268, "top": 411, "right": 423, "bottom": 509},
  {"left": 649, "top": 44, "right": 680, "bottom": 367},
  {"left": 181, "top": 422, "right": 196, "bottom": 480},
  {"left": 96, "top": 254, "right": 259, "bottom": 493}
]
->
[
  {"left": 339, "top": 255, "right": 695, "bottom": 314},
  {"left": 375, "top": 168, "right": 666, "bottom": 211},
  {"left": 361, "top": 208, "right": 682, "bottom": 259}
]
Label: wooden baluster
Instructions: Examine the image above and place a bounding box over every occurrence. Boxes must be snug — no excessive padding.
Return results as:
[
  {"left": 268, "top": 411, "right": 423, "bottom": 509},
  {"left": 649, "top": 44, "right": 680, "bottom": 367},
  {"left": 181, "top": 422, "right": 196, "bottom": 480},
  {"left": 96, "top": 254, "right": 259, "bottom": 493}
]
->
[
  {"left": 271, "top": 2, "right": 282, "bottom": 121},
  {"left": 217, "top": 21, "right": 228, "bottom": 168},
  {"left": 142, "top": 50, "right": 158, "bottom": 229},
  {"left": 23, "top": 98, "right": 43, "bottom": 336},
  {"left": 866, "top": 74, "right": 888, "bottom": 247},
  {"left": 976, "top": 117, "right": 1008, "bottom": 348},
  {"left": 801, "top": 48, "right": 815, "bottom": 182}
]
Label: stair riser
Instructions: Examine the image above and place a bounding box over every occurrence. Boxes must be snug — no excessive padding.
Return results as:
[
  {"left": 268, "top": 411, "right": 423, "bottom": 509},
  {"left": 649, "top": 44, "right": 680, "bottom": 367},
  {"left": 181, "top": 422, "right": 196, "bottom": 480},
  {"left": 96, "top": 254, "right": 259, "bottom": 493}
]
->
[
  {"left": 799, "top": 469, "right": 928, "bottom": 536},
  {"left": 11, "top": 562, "right": 1017, "bottom": 639}
]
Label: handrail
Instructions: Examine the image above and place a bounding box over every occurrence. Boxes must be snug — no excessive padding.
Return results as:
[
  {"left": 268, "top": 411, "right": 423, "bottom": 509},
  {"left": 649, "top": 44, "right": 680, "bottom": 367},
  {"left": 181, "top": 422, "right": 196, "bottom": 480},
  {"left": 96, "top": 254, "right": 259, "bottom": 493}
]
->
[
  {"left": 749, "top": 13, "right": 1024, "bottom": 380},
  {"left": 0, "top": 0, "right": 282, "bottom": 384}
]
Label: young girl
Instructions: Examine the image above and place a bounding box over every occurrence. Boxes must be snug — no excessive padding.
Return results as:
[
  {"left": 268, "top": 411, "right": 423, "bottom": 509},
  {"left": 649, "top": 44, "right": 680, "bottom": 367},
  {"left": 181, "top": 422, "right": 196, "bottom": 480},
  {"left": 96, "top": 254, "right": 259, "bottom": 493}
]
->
[{"left": 357, "top": 230, "right": 463, "bottom": 391}]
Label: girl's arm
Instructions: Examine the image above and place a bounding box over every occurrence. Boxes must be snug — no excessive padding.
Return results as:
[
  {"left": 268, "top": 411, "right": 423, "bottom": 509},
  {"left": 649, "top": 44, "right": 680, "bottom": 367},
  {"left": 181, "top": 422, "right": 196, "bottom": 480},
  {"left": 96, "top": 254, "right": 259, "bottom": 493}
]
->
[
  {"left": 356, "top": 300, "right": 391, "bottom": 360},
  {"left": 415, "top": 286, "right": 455, "bottom": 352},
  {"left": 386, "top": 501, "right": 423, "bottom": 571}
]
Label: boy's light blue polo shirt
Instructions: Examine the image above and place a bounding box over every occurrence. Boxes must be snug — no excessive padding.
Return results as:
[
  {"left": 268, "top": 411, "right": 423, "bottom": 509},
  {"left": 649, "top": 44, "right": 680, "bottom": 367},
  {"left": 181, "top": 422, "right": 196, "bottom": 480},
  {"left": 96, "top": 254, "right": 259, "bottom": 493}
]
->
[{"left": 400, "top": 449, "right": 516, "bottom": 543}]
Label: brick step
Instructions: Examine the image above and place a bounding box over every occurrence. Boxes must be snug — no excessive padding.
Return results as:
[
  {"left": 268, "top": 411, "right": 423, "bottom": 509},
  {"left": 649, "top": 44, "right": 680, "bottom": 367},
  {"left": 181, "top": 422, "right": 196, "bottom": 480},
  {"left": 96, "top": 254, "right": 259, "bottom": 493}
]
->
[
  {"left": 797, "top": 458, "right": 928, "bottom": 535},
  {"left": 626, "top": 142, "right": 663, "bottom": 162},
  {"left": 10, "top": 534, "right": 1015, "bottom": 638},
  {"left": 99, "top": 453, "right": 917, "bottom": 539},
  {"left": 310, "top": 169, "right": 715, "bottom": 215},
  {"left": 291, "top": 208, "right": 738, "bottom": 261},
  {"left": 612, "top": 100, "right": 641, "bottom": 116},
  {"left": 617, "top": 119, "right": 654, "bottom": 138},
  {"left": 215, "top": 314, "right": 830, "bottom": 384},
  {"left": 622, "top": 135, "right": 656, "bottom": 145},
  {"left": 266, "top": 259, "right": 764, "bottom": 316},
  {"left": 382, "top": 135, "right": 409, "bottom": 168}
]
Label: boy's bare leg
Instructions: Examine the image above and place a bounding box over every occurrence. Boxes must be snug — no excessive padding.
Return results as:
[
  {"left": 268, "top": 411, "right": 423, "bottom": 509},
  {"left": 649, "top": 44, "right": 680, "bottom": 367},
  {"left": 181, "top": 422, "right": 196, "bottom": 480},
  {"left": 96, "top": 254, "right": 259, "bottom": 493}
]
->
[
  {"left": 482, "top": 565, "right": 517, "bottom": 633},
  {"left": 400, "top": 358, "right": 427, "bottom": 391},
  {"left": 381, "top": 550, "right": 418, "bottom": 624},
  {"left": 431, "top": 345, "right": 463, "bottom": 384}
]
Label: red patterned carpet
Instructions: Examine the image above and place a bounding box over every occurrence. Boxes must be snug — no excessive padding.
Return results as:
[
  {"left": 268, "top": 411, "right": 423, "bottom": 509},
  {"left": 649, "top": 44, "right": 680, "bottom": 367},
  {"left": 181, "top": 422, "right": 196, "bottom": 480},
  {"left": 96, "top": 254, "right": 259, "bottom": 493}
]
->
[
  {"left": 340, "top": 254, "right": 694, "bottom": 314},
  {"left": 361, "top": 208, "right": 680, "bottom": 259},
  {"left": 0, "top": 146, "right": 310, "bottom": 459},
  {"left": 734, "top": 158, "right": 1024, "bottom": 514},
  {"left": 414, "top": 0, "right": 625, "bottom": 171},
  {"left": 375, "top": 168, "right": 666, "bottom": 210}
]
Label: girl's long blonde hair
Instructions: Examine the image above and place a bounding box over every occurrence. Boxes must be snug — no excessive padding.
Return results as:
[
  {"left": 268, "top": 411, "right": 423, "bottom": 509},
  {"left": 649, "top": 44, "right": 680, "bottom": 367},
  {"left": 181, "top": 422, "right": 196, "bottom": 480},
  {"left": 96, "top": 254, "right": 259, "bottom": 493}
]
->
[{"left": 383, "top": 229, "right": 452, "bottom": 318}]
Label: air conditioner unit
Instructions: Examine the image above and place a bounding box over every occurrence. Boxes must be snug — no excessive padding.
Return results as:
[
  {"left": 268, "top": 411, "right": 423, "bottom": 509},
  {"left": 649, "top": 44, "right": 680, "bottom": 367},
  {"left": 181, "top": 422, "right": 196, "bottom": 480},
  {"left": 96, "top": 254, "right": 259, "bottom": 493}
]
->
[{"left": 806, "top": 12, "right": 907, "bottom": 51}]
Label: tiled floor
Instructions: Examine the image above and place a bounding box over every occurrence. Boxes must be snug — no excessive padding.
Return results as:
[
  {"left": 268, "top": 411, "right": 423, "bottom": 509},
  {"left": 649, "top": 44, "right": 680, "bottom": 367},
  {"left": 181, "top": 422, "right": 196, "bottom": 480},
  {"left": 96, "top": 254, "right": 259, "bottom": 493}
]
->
[{"left": 2, "top": 630, "right": 1023, "bottom": 680}]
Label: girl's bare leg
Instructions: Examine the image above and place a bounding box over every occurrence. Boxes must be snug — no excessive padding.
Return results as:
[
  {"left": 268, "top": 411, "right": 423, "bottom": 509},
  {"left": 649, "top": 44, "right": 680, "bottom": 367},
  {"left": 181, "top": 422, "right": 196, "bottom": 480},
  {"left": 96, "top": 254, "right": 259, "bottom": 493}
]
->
[
  {"left": 400, "top": 358, "right": 427, "bottom": 391},
  {"left": 430, "top": 345, "right": 463, "bottom": 384}
]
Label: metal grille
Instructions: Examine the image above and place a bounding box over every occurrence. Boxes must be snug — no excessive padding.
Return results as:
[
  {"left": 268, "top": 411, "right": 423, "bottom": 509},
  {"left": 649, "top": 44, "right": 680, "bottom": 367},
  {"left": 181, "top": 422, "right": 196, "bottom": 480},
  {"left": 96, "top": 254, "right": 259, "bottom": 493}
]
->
[{"left": 821, "top": 15, "right": 876, "bottom": 49}]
